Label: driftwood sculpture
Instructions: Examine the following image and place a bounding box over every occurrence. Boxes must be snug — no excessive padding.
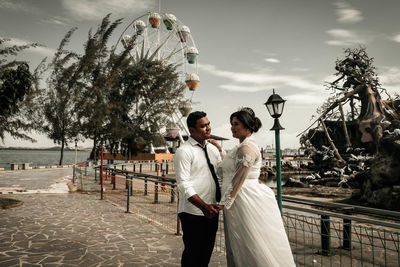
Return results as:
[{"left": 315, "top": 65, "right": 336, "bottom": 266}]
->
[
  {"left": 300, "top": 47, "right": 399, "bottom": 155},
  {"left": 299, "top": 47, "right": 400, "bottom": 210}
]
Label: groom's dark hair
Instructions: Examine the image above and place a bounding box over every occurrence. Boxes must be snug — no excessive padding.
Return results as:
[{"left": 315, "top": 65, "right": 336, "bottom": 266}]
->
[{"left": 187, "top": 111, "right": 207, "bottom": 129}]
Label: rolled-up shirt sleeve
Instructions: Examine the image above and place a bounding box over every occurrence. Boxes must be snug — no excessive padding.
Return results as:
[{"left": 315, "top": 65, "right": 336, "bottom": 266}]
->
[{"left": 174, "top": 148, "right": 196, "bottom": 200}]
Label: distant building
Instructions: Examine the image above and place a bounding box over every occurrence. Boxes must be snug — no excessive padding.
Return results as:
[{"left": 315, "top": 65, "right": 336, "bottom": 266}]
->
[{"left": 261, "top": 146, "right": 310, "bottom": 167}]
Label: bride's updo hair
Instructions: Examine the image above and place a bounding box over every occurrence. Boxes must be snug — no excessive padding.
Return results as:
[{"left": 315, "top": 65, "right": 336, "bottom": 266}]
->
[{"left": 230, "top": 107, "right": 262, "bottom": 133}]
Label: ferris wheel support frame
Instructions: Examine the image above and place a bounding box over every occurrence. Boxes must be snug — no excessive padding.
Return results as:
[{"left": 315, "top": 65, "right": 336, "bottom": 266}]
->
[{"left": 114, "top": 11, "right": 199, "bottom": 149}]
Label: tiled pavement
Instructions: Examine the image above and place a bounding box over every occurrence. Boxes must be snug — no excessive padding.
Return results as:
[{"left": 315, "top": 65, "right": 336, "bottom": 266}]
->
[{"left": 0, "top": 192, "right": 226, "bottom": 267}]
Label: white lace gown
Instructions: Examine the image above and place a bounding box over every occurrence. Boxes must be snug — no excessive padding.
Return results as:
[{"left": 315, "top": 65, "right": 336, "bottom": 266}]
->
[{"left": 217, "top": 136, "right": 295, "bottom": 267}]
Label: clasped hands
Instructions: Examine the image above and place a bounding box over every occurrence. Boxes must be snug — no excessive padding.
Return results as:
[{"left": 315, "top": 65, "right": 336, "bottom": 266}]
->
[
  {"left": 202, "top": 204, "right": 224, "bottom": 219},
  {"left": 188, "top": 195, "right": 224, "bottom": 219}
]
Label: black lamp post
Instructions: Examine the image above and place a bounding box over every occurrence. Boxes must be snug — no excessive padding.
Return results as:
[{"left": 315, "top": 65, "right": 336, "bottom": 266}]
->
[{"left": 264, "top": 89, "right": 286, "bottom": 214}]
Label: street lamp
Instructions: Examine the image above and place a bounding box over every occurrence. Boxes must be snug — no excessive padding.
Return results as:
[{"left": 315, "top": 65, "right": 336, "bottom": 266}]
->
[{"left": 264, "top": 89, "right": 286, "bottom": 214}]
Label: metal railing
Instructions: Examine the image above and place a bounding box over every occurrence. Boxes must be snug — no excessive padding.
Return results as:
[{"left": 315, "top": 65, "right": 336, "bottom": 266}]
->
[
  {"left": 96, "top": 162, "right": 180, "bottom": 233},
  {"left": 72, "top": 161, "right": 400, "bottom": 266},
  {"left": 283, "top": 203, "right": 400, "bottom": 266}
]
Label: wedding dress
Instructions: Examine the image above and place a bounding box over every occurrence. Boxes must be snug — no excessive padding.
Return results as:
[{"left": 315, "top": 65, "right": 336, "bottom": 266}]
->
[{"left": 217, "top": 135, "right": 295, "bottom": 267}]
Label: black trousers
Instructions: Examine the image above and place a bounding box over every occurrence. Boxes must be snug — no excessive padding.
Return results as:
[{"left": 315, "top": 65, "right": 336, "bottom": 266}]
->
[{"left": 178, "top": 212, "right": 219, "bottom": 267}]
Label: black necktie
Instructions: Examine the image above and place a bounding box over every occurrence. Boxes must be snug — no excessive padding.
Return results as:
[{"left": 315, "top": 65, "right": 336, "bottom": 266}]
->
[{"left": 199, "top": 144, "right": 221, "bottom": 202}]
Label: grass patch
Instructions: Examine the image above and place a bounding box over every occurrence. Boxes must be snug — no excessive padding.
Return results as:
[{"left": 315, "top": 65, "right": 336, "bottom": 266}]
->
[{"left": 0, "top": 197, "right": 23, "bottom": 209}]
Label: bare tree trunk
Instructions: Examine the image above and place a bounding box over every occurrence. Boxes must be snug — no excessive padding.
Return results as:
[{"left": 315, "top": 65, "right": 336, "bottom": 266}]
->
[
  {"left": 338, "top": 102, "right": 352, "bottom": 147},
  {"left": 320, "top": 119, "right": 345, "bottom": 163},
  {"left": 91, "top": 135, "right": 97, "bottom": 161},
  {"left": 358, "top": 85, "right": 384, "bottom": 143},
  {"left": 350, "top": 97, "right": 355, "bottom": 120}
]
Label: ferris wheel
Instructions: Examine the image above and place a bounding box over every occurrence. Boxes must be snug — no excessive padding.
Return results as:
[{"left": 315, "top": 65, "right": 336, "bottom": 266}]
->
[{"left": 115, "top": 12, "right": 200, "bottom": 150}]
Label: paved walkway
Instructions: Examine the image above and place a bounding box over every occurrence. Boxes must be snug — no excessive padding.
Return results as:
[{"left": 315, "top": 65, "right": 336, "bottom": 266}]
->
[{"left": 0, "top": 192, "right": 226, "bottom": 267}]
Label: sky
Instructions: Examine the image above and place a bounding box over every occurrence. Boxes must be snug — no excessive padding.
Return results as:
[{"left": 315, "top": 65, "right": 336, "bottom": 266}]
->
[{"left": 1, "top": 0, "right": 400, "bottom": 150}]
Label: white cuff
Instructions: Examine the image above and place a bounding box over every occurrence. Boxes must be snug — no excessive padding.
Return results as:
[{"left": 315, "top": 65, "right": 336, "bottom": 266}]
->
[{"left": 223, "top": 196, "right": 235, "bottom": 210}]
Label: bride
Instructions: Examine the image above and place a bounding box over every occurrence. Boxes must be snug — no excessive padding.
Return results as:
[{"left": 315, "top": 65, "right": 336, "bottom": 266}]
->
[{"left": 209, "top": 107, "right": 295, "bottom": 267}]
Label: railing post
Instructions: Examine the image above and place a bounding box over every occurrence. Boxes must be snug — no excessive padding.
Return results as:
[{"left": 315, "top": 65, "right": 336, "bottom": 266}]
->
[
  {"left": 80, "top": 167, "right": 84, "bottom": 191},
  {"left": 176, "top": 193, "right": 181, "bottom": 236},
  {"left": 73, "top": 166, "right": 76, "bottom": 184},
  {"left": 342, "top": 209, "right": 352, "bottom": 250},
  {"left": 170, "top": 184, "right": 175, "bottom": 203},
  {"left": 139, "top": 163, "right": 142, "bottom": 173},
  {"left": 154, "top": 181, "right": 159, "bottom": 204},
  {"left": 133, "top": 163, "right": 136, "bottom": 173},
  {"left": 162, "top": 171, "right": 166, "bottom": 192},
  {"left": 343, "top": 218, "right": 352, "bottom": 250},
  {"left": 166, "top": 161, "right": 169, "bottom": 175},
  {"left": 100, "top": 143, "right": 104, "bottom": 200},
  {"left": 321, "top": 215, "right": 331, "bottom": 256},
  {"left": 154, "top": 168, "right": 160, "bottom": 204},
  {"left": 130, "top": 176, "right": 133, "bottom": 196},
  {"left": 112, "top": 165, "right": 116, "bottom": 190},
  {"left": 144, "top": 178, "right": 148, "bottom": 196},
  {"left": 126, "top": 178, "right": 131, "bottom": 213}
]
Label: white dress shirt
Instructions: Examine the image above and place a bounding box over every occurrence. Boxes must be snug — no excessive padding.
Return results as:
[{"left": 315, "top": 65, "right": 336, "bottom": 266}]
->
[{"left": 174, "top": 137, "right": 222, "bottom": 216}]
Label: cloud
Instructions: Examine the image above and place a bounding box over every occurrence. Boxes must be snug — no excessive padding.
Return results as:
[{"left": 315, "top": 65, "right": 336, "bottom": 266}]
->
[
  {"left": 286, "top": 93, "right": 328, "bottom": 105},
  {"left": 61, "top": 0, "right": 155, "bottom": 21},
  {"left": 378, "top": 66, "right": 400, "bottom": 95},
  {"left": 219, "top": 84, "right": 269, "bottom": 92},
  {"left": 291, "top": 67, "right": 310, "bottom": 72},
  {"left": 390, "top": 34, "right": 400, "bottom": 43},
  {"left": 0, "top": 0, "right": 40, "bottom": 13},
  {"left": 327, "top": 29, "right": 353, "bottom": 38},
  {"left": 40, "top": 17, "right": 69, "bottom": 26},
  {"left": 252, "top": 49, "right": 277, "bottom": 57},
  {"left": 0, "top": 1, "right": 71, "bottom": 27},
  {"left": 325, "top": 29, "right": 367, "bottom": 46},
  {"left": 334, "top": 1, "right": 363, "bottom": 24},
  {"left": 265, "top": 58, "right": 280, "bottom": 63},
  {"left": 198, "top": 63, "right": 321, "bottom": 92},
  {"left": 5, "top": 37, "right": 55, "bottom": 56}
]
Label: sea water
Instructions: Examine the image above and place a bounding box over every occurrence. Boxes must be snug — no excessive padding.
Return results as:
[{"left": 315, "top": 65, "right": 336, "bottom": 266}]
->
[
  {"left": 0, "top": 150, "right": 91, "bottom": 193},
  {"left": 0, "top": 150, "right": 90, "bottom": 170}
]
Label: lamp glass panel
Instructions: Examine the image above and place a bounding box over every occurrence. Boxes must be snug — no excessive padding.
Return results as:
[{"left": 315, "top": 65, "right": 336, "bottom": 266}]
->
[
  {"left": 266, "top": 103, "right": 274, "bottom": 116},
  {"left": 276, "top": 102, "right": 284, "bottom": 115},
  {"left": 272, "top": 103, "right": 279, "bottom": 116}
]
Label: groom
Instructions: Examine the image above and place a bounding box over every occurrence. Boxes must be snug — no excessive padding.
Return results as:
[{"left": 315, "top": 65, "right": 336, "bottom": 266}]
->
[{"left": 174, "top": 111, "right": 223, "bottom": 267}]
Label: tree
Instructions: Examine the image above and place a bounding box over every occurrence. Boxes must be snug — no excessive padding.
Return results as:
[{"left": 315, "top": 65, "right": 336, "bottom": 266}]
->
[
  {"left": 105, "top": 58, "right": 185, "bottom": 157},
  {"left": 72, "top": 14, "right": 186, "bottom": 159},
  {"left": 42, "top": 28, "right": 79, "bottom": 165},
  {"left": 0, "top": 38, "right": 41, "bottom": 142},
  {"left": 71, "top": 14, "right": 123, "bottom": 159}
]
